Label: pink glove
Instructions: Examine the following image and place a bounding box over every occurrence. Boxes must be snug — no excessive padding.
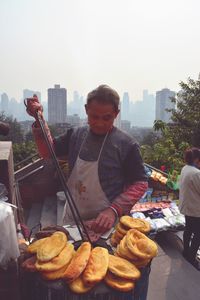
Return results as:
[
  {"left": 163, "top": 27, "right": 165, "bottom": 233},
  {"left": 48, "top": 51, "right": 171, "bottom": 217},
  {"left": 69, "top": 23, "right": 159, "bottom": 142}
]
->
[
  {"left": 90, "top": 207, "right": 116, "bottom": 234},
  {"left": 26, "top": 94, "right": 43, "bottom": 120}
]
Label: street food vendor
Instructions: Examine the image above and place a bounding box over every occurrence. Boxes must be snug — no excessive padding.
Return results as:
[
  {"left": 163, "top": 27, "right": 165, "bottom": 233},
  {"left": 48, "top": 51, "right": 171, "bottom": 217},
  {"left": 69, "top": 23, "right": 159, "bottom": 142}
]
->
[{"left": 26, "top": 85, "right": 148, "bottom": 236}]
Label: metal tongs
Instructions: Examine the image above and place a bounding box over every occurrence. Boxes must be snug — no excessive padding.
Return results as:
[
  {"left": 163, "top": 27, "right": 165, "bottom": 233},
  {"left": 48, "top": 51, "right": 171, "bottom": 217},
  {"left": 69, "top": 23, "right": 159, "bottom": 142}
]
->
[{"left": 24, "top": 98, "right": 92, "bottom": 244}]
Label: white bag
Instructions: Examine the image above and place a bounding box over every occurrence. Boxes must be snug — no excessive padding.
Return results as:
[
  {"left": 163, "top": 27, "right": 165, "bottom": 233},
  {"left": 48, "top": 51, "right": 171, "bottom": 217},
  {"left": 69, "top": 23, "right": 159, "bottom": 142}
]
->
[{"left": 0, "top": 202, "right": 20, "bottom": 268}]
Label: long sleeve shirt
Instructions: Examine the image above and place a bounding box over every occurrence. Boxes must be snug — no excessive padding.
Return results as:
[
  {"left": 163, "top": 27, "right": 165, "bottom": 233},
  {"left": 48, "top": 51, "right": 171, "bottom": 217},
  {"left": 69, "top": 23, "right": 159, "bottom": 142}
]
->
[{"left": 33, "top": 123, "right": 148, "bottom": 216}]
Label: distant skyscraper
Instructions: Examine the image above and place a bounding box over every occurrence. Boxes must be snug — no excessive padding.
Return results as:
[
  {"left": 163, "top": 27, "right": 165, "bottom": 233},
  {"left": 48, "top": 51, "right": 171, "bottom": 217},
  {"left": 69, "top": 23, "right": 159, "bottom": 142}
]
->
[
  {"left": 155, "top": 88, "right": 175, "bottom": 123},
  {"left": 114, "top": 102, "right": 121, "bottom": 128},
  {"left": 48, "top": 84, "right": 67, "bottom": 124},
  {"left": 143, "top": 89, "right": 149, "bottom": 102},
  {"left": 121, "top": 92, "right": 130, "bottom": 120},
  {"left": 68, "top": 91, "right": 86, "bottom": 119},
  {"left": 1, "top": 93, "right": 9, "bottom": 114}
]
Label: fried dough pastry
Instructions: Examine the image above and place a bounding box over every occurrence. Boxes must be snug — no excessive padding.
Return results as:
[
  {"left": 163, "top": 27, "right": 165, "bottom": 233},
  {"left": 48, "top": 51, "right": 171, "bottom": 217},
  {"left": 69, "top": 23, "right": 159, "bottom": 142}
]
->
[
  {"left": 108, "top": 254, "right": 140, "bottom": 280},
  {"left": 83, "top": 247, "right": 109, "bottom": 285},
  {"left": 116, "top": 223, "right": 128, "bottom": 235},
  {"left": 126, "top": 229, "right": 158, "bottom": 259},
  {"left": 42, "top": 263, "right": 69, "bottom": 280},
  {"left": 117, "top": 236, "right": 138, "bottom": 261},
  {"left": 37, "top": 232, "right": 67, "bottom": 262},
  {"left": 62, "top": 242, "right": 91, "bottom": 282},
  {"left": 68, "top": 275, "right": 95, "bottom": 294},
  {"left": 116, "top": 239, "right": 150, "bottom": 267},
  {"left": 27, "top": 237, "right": 48, "bottom": 254},
  {"left": 104, "top": 271, "right": 135, "bottom": 292},
  {"left": 35, "top": 243, "right": 74, "bottom": 272},
  {"left": 120, "top": 216, "right": 151, "bottom": 233},
  {"left": 115, "top": 230, "right": 124, "bottom": 240}
]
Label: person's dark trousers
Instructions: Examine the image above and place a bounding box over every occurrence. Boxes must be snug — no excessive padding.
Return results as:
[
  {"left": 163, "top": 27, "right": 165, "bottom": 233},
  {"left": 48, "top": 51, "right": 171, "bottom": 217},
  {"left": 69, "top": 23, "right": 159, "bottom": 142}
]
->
[
  {"left": 124, "top": 263, "right": 151, "bottom": 300},
  {"left": 184, "top": 215, "right": 200, "bottom": 262}
]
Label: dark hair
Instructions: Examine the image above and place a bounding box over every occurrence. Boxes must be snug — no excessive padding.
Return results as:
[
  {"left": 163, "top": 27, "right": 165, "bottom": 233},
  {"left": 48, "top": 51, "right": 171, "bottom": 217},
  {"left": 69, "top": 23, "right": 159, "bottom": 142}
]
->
[
  {"left": 86, "top": 85, "right": 120, "bottom": 112},
  {"left": 184, "top": 147, "right": 200, "bottom": 164}
]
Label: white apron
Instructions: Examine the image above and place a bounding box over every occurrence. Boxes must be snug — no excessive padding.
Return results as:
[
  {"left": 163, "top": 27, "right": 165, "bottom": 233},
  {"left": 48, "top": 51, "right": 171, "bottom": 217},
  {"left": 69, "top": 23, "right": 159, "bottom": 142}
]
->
[{"left": 62, "top": 132, "right": 110, "bottom": 225}]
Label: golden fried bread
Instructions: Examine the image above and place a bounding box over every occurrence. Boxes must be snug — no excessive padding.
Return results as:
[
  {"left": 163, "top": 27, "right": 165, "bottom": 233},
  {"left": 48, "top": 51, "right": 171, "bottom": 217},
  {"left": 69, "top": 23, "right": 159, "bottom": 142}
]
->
[
  {"left": 115, "top": 230, "right": 124, "bottom": 240},
  {"left": 37, "top": 232, "right": 67, "bottom": 262},
  {"left": 35, "top": 243, "right": 74, "bottom": 272},
  {"left": 62, "top": 242, "right": 91, "bottom": 282},
  {"left": 117, "top": 236, "right": 139, "bottom": 261},
  {"left": 83, "top": 247, "right": 109, "bottom": 285},
  {"left": 133, "top": 258, "right": 151, "bottom": 268},
  {"left": 42, "top": 263, "right": 69, "bottom": 280},
  {"left": 134, "top": 238, "right": 158, "bottom": 259},
  {"left": 120, "top": 216, "right": 151, "bottom": 233},
  {"left": 104, "top": 271, "right": 135, "bottom": 292},
  {"left": 116, "top": 223, "right": 128, "bottom": 235},
  {"left": 126, "top": 229, "right": 158, "bottom": 259},
  {"left": 68, "top": 275, "right": 95, "bottom": 294},
  {"left": 27, "top": 238, "right": 48, "bottom": 254},
  {"left": 108, "top": 254, "right": 140, "bottom": 280}
]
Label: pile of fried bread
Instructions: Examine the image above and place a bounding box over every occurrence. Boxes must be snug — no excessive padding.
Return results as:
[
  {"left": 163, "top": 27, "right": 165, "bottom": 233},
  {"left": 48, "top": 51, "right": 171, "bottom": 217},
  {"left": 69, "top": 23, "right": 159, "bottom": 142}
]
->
[
  {"left": 111, "top": 216, "right": 158, "bottom": 268},
  {"left": 22, "top": 217, "right": 158, "bottom": 294}
]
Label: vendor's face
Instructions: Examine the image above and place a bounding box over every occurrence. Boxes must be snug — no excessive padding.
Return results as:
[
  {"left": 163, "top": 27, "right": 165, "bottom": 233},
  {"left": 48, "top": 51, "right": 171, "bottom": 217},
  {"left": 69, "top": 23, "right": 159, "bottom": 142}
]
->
[{"left": 85, "top": 100, "right": 119, "bottom": 135}]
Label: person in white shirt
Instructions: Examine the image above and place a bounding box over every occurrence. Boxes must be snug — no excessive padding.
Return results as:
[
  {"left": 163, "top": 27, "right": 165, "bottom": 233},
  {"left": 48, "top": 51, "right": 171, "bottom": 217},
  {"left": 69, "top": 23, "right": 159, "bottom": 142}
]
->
[{"left": 179, "top": 147, "right": 200, "bottom": 270}]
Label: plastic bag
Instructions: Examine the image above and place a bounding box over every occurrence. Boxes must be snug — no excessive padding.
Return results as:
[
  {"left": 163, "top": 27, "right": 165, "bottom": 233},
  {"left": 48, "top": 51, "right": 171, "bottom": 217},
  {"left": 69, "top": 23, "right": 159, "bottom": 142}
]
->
[
  {"left": 0, "top": 202, "right": 20, "bottom": 268},
  {"left": 0, "top": 183, "right": 8, "bottom": 202}
]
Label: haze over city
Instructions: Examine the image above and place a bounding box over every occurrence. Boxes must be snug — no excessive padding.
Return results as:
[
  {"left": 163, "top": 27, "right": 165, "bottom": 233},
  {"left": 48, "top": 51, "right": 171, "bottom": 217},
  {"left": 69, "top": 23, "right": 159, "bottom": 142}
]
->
[{"left": 0, "top": 0, "right": 200, "bottom": 103}]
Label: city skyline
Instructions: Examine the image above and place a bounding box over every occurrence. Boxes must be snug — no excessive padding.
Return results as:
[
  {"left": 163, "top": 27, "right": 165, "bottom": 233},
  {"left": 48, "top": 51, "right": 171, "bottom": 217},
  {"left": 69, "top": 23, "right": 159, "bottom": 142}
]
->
[
  {"left": 0, "top": 0, "right": 200, "bottom": 102},
  {"left": 2, "top": 85, "right": 171, "bottom": 127},
  {"left": 0, "top": 85, "right": 156, "bottom": 103}
]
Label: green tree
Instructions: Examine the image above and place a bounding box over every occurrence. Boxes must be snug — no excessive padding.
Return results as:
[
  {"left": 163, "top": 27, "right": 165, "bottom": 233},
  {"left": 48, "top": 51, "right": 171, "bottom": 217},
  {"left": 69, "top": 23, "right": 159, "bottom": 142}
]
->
[
  {"left": 13, "top": 141, "right": 37, "bottom": 167},
  {"left": 0, "top": 112, "right": 24, "bottom": 143},
  {"left": 169, "top": 77, "right": 200, "bottom": 147},
  {"left": 141, "top": 77, "right": 200, "bottom": 172},
  {"left": 0, "top": 112, "right": 37, "bottom": 165}
]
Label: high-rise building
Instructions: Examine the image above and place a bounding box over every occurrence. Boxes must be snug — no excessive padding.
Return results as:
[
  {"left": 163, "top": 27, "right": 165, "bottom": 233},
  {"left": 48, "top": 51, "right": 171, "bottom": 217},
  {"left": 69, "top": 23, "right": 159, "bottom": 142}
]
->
[
  {"left": 48, "top": 84, "right": 67, "bottom": 124},
  {"left": 155, "top": 88, "right": 175, "bottom": 123},
  {"left": 121, "top": 92, "right": 130, "bottom": 120},
  {"left": 114, "top": 102, "right": 121, "bottom": 128},
  {"left": 1, "top": 93, "right": 9, "bottom": 114}
]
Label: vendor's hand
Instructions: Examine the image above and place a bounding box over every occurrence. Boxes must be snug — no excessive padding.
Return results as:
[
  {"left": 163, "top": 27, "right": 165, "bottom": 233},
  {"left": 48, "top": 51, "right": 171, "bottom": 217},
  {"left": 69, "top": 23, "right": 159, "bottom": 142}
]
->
[
  {"left": 90, "top": 208, "right": 116, "bottom": 234},
  {"left": 26, "top": 95, "right": 43, "bottom": 120}
]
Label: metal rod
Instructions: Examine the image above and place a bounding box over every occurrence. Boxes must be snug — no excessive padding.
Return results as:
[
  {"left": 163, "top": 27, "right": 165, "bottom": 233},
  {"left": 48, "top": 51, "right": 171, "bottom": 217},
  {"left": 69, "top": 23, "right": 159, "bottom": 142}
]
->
[{"left": 35, "top": 112, "right": 92, "bottom": 243}]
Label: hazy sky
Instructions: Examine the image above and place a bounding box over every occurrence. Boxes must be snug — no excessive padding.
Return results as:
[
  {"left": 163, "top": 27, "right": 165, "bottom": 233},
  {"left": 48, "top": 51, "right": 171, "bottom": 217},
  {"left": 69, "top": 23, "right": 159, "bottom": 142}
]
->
[{"left": 0, "top": 0, "right": 200, "bottom": 102}]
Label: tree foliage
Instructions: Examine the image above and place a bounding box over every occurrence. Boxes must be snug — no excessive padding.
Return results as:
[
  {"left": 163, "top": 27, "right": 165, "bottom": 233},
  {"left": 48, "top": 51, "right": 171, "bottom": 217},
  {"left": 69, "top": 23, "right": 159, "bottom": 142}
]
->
[
  {"left": 169, "top": 77, "right": 200, "bottom": 147},
  {"left": 0, "top": 112, "right": 24, "bottom": 143},
  {"left": 141, "top": 77, "right": 200, "bottom": 172},
  {"left": 0, "top": 112, "right": 37, "bottom": 165}
]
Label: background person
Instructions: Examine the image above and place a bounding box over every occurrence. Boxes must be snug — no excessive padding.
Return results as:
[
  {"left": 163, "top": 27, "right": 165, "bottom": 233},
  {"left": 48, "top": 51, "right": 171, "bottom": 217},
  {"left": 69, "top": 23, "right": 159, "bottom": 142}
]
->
[{"left": 179, "top": 147, "right": 200, "bottom": 270}]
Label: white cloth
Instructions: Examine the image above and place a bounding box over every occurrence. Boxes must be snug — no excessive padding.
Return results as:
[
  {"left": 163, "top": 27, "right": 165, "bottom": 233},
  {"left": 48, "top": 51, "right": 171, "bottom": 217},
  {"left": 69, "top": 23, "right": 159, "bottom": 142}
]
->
[
  {"left": 62, "top": 131, "right": 110, "bottom": 224},
  {"left": 0, "top": 202, "right": 20, "bottom": 268},
  {"left": 179, "top": 165, "right": 200, "bottom": 217}
]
